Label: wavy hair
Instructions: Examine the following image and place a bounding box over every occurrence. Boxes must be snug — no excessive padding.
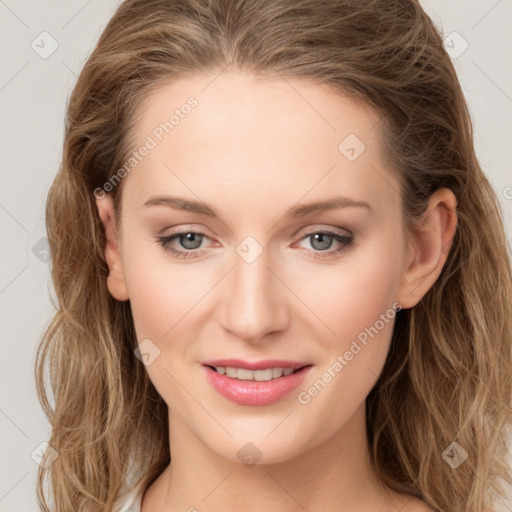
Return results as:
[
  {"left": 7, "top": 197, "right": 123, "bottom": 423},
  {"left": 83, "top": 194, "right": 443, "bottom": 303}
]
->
[{"left": 35, "top": 0, "right": 512, "bottom": 510}]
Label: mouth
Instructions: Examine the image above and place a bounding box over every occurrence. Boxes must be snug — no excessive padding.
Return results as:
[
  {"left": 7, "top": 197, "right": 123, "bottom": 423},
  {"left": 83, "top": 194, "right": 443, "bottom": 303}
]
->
[
  {"left": 205, "top": 364, "right": 308, "bottom": 381},
  {"left": 202, "top": 360, "right": 313, "bottom": 406}
]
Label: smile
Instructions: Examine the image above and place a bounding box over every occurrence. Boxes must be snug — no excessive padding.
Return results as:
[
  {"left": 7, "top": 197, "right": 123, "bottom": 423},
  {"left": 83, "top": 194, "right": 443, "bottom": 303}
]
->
[
  {"left": 202, "top": 360, "right": 313, "bottom": 406},
  {"left": 209, "top": 366, "right": 297, "bottom": 381}
]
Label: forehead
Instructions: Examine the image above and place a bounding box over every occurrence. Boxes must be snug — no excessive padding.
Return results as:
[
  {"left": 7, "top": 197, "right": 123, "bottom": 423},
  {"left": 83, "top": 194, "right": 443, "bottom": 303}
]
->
[{"left": 122, "top": 71, "right": 397, "bottom": 218}]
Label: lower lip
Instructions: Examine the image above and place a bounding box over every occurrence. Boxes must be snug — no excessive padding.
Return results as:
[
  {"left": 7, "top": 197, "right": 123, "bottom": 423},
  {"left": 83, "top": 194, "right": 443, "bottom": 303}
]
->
[{"left": 203, "top": 365, "right": 312, "bottom": 406}]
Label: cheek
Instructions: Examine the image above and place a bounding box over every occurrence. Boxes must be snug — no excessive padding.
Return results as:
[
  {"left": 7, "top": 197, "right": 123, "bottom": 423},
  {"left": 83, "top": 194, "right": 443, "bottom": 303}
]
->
[
  {"left": 122, "top": 246, "right": 206, "bottom": 409},
  {"left": 294, "top": 255, "right": 401, "bottom": 435},
  {"left": 327, "top": 242, "right": 403, "bottom": 393},
  {"left": 298, "top": 234, "right": 404, "bottom": 347},
  {"left": 122, "top": 239, "right": 207, "bottom": 339}
]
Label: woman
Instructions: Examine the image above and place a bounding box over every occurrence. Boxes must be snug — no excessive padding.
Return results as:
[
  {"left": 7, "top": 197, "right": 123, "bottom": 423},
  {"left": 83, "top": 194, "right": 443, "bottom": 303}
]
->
[{"left": 35, "top": 0, "right": 512, "bottom": 511}]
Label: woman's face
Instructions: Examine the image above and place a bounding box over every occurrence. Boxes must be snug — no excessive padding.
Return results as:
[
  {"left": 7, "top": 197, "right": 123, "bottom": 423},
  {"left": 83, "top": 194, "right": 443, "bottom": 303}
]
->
[{"left": 98, "top": 71, "right": 424, "bottom": 464}]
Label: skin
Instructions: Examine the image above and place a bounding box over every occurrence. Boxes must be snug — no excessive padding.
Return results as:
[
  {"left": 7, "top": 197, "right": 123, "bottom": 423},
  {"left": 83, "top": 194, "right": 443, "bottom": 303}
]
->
[{"left": 96, "top": 70, "right": 457, "bottom": 511}]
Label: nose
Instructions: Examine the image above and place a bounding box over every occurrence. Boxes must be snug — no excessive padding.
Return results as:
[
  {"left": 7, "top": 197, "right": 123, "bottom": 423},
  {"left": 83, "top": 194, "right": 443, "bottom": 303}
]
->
[{"left": 219, "top": 246, "right": 290, "bottom": 343}]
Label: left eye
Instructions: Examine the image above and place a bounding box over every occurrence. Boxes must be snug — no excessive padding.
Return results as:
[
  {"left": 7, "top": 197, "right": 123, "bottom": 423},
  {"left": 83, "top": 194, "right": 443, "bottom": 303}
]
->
[
  {"left": 157, "top": 229, "right": 354, "bottom": 259},
  {"left": 294, "top": 231, "right": 354, "bottom": 258}
]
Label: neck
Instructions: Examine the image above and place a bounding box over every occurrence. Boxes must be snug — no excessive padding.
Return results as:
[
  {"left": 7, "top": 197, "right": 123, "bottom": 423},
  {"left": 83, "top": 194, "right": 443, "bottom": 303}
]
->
[{"left": 141, "top": 402, "right": 409, "bottom": 512}]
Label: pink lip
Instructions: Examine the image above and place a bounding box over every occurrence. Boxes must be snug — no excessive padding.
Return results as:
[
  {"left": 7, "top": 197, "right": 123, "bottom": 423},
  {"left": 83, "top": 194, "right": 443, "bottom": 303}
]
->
[{"left": 202, "top": 362, "right": 313, "bottom": 406}]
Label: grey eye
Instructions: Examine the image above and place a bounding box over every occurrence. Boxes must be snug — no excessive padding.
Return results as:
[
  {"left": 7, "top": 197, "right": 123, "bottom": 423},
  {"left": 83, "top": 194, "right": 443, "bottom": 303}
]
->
[
  {"left": 179, "top": 232, "right": 204, "bottom": 249},
  {"left": 309, "top": 233, "right": 334, "bottom": 251}
]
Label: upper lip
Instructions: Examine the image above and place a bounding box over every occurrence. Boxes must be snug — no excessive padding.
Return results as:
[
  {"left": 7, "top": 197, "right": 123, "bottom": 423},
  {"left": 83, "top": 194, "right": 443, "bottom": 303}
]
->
[{"left": 202, "top": 359, "right": 311, "bottom": 371}]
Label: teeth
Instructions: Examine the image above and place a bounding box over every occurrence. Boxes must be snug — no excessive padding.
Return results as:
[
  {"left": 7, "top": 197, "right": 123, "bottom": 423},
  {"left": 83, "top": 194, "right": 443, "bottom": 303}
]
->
[
  {"left": 213, "top": 366, "right": 298, "bottom": 381},
  {"left": 254, "top": 369, "right": 273, "bottom": 381},
  {"left": 226, "top": 367, "right": 237, "bottom": 378},
  {"left": 237, "top": 368, "right": 254, "bottom": 380}
]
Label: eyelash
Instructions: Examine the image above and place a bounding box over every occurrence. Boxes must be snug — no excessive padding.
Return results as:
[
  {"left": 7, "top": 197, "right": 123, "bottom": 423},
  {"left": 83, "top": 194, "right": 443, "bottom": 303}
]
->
[{"left": 156, "top": 228, "right": 354, "bottom": 260}]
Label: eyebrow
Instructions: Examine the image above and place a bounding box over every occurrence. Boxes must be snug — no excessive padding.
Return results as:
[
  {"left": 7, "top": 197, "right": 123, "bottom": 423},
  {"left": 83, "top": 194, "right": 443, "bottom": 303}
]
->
[{"left": 142, "top": 194, "right": 371, "bottom": 218}]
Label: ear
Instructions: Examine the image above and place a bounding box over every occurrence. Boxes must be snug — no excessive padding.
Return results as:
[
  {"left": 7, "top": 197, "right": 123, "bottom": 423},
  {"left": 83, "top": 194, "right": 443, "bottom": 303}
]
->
[
  {"left": 95, "top": 194, "right": 129, "bottom": 301},
  {"left": 396, "top": 188, "right": 458, "bottom": 309}
]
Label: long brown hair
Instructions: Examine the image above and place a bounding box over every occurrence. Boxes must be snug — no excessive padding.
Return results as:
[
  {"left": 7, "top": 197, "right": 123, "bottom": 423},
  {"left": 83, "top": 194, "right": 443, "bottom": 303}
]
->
[{"left": 35, "top": 0, "right": 512, "bottom": 510}]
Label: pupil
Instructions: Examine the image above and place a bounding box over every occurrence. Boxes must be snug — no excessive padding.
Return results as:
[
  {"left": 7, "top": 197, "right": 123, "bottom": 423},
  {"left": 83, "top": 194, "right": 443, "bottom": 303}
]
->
[
  {"left": 181, "top": 233, "right": 202, "bottom": 249},
  {"left": 311, "top": 233, "right": 332, "bottom": 251}
]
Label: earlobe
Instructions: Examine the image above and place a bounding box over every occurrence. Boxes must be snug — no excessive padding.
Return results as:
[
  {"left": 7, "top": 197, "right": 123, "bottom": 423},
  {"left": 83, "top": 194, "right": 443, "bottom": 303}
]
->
[
  {"left": 397, "top": 188, "right": 458, "bottom": 309},
  {"left": 95, "top": 194, "right": 129, "bottom": 302}
]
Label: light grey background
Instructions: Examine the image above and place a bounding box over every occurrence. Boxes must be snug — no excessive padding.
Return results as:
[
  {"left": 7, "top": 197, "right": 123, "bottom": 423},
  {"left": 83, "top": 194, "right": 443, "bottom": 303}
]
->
[{"left": 1, "top": 1, "right": 511, "bottom": 510}]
